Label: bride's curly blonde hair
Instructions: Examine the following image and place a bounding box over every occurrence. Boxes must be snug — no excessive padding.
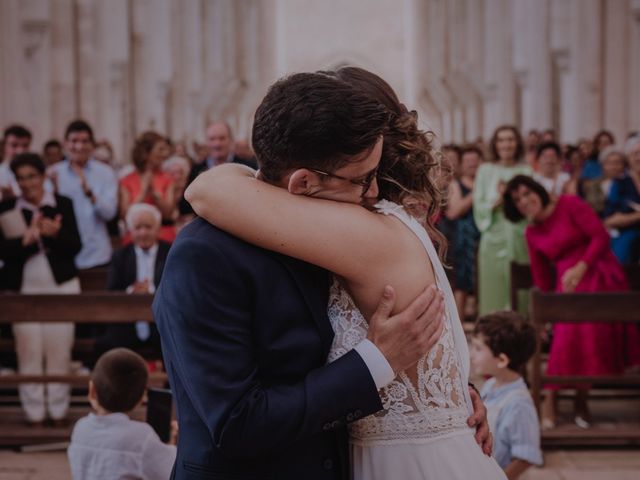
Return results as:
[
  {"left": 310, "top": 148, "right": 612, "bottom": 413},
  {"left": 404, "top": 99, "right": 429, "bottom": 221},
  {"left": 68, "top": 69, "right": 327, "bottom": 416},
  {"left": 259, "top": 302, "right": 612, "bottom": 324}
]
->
[{"left": 326, "top": 67, "right": 447, "bottom": 260}]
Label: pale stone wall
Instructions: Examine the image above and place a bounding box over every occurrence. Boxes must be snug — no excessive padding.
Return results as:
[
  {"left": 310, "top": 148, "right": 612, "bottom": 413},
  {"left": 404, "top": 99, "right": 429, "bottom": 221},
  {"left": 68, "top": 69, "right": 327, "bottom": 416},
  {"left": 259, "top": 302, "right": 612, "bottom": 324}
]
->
[{"left": 0, "top": 0, "right": 638, "bottom": 164}]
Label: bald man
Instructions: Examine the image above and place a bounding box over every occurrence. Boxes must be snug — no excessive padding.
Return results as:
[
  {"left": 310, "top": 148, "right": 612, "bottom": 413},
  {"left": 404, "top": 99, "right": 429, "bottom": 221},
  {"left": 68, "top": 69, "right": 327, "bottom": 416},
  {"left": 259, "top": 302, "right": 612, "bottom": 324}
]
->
[{"left": 179, "top": 122, "right": 257, "bottom": 215}]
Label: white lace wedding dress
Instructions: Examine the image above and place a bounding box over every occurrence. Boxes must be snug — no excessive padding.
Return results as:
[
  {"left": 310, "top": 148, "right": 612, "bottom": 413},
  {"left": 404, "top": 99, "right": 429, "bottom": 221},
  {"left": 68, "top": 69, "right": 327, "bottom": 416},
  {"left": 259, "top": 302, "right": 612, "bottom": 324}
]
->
[{"left": 327, "top": 200, "right": 506, "bottom": 479}]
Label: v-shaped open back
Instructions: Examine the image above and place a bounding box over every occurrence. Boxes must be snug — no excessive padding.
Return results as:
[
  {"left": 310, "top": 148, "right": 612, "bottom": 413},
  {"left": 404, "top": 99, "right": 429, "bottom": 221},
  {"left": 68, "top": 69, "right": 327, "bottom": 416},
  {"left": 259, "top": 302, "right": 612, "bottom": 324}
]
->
[{"left": 327, "top": 200, "right": 473, "bottom": 445}]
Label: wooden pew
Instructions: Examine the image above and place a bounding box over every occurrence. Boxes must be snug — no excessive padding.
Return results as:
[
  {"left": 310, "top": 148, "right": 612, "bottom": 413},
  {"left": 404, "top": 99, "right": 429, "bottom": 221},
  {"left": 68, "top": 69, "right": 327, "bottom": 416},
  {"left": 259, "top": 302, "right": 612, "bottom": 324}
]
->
[
  {"left": 0, "top": 292, "right": 159, "bottom": 386},
  {"left": 529, "top": 288, "right": 640, "bottom": 445},
  {"left": 509, "top": 262, "right": 534, "bottom": 312},
  {"left": 78, "top": 267, "right": 109, "bottom": 291},
  {"left": 510, "top": 262, "right": 640, "bottom": 311},
  {"left": 0, "top": 292, "right": 167, "bottom": 446}
]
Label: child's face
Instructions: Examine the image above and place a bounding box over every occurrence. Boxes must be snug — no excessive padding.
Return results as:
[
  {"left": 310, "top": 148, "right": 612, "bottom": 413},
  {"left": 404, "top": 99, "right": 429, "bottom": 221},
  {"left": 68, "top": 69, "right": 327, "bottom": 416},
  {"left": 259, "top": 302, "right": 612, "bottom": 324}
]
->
[{"left": 470, "top": 335, "right": 501, "bottom": 377}]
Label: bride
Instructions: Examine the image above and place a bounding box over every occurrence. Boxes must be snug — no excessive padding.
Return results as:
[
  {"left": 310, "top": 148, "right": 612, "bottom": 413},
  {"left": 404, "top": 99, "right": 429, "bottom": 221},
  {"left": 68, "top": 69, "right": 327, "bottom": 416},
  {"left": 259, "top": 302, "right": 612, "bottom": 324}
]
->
[{"left": 186, "top": 67, "right": 506, "bottom": 479}]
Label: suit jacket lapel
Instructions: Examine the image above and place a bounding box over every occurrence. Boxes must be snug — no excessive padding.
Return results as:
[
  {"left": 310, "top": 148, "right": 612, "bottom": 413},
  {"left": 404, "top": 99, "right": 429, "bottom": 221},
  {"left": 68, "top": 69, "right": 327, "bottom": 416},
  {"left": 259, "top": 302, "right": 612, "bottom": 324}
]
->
[
  {"left": 124, "top": 245, "right": 138, "bottom": 287},
  {"left": 278, "top": 255, "right": 334, "bottom": 353},
  {"left": 154, "top": 242, "right": 169, "bottom": 286}
]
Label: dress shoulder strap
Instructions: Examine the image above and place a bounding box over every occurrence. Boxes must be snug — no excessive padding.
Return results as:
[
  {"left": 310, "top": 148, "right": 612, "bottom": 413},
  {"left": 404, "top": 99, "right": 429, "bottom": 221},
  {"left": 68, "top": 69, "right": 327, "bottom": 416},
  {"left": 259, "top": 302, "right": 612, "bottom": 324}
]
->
[{"left": 374, "top": 199, "right": 471, "bottom": 386}]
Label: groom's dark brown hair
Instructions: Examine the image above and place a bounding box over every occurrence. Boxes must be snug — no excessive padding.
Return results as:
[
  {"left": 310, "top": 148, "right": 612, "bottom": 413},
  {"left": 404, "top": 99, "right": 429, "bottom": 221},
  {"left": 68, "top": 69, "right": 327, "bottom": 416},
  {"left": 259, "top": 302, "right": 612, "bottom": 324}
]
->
[{"left": 252, "top": 72, "right": 390, "bottom": 183}]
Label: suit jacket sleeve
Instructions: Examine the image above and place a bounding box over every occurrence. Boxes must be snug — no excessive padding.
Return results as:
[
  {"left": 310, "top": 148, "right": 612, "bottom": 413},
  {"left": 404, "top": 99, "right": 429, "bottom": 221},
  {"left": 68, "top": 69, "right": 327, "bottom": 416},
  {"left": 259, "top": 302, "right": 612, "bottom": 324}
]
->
[
  {"left": 155, "top": 235, "right": 382, "bottom": 460},
  {"left": 106, "top": 248, "right": 129, "bottom": 291},
  {"left": 41, "top": 196, "right": 82, "bottom": 257},
  {"left": 0, "top": 200, "right": 39, "bottom": 262}
]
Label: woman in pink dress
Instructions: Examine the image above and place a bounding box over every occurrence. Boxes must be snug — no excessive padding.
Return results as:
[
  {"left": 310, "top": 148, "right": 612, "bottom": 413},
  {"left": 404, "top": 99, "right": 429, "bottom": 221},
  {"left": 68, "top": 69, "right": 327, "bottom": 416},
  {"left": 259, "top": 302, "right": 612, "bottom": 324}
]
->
[{"left": 503, "top": 175, "right": 640, "bottom": 429}]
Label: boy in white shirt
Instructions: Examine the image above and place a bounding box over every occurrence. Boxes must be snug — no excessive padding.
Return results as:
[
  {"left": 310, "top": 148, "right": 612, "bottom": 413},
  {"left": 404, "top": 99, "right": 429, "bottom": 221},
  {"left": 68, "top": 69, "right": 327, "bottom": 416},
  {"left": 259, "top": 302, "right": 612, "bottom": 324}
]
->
[
  {"left": 68, "top": 348, "right": 176, "bottom": 480},
  {"left": 470, "top": 311, "right": 543, "bottom": 479}
]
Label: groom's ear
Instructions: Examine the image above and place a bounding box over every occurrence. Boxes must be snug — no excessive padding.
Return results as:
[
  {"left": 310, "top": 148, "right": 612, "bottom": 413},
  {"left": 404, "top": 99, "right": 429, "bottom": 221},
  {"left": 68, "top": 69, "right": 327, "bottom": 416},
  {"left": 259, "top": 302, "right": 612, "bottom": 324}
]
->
[{"left": 287, "top": 169, "right": 320, "bottom": 195}]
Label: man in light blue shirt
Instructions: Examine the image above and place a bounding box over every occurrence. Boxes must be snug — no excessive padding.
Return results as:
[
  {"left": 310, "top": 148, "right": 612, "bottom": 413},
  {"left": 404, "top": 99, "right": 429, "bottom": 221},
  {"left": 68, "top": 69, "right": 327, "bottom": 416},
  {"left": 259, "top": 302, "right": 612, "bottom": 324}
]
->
[{"left": 49, "top": 120, "right": 118, "bottom": 269}]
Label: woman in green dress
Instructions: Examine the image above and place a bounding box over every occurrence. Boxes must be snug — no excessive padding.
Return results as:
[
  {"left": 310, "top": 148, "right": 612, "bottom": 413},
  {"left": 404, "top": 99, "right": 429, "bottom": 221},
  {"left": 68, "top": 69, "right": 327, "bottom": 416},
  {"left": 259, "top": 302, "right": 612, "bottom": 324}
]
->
[{"left": 473, "top": 125, "right": 531, "bottom": 314}]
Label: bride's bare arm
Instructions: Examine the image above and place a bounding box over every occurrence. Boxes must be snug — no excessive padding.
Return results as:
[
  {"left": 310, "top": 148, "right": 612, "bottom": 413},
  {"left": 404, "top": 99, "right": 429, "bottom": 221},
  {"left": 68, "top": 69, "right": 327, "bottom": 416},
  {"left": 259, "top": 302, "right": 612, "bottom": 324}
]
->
[{"left": 185, "top": 163, "right": 407, "bottom": 281}]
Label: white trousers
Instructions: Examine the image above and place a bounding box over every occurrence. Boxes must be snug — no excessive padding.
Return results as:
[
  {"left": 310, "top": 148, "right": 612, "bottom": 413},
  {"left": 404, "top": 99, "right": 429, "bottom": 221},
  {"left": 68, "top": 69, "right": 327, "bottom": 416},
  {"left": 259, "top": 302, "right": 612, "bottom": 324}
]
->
[
  {"left": 13, "top": 321, "right": 75, "bottom": 421},
  {"left": 17, "top": 252, "right": 80, "bottom": 422}
]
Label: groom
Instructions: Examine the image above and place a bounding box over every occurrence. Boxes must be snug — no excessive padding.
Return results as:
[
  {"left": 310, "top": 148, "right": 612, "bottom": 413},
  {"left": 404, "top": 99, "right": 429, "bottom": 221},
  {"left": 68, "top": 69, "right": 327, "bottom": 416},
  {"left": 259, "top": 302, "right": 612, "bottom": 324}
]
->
[{"left": 154, "top": 73, "right": 489, "bottom": 480}]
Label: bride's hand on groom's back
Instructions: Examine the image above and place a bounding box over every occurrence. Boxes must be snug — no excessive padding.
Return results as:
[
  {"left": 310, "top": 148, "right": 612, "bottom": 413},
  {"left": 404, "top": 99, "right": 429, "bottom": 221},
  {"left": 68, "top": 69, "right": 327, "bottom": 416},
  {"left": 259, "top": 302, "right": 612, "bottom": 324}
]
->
[{"left": 366, "top": 284, "right": 444, "bottom": 375}]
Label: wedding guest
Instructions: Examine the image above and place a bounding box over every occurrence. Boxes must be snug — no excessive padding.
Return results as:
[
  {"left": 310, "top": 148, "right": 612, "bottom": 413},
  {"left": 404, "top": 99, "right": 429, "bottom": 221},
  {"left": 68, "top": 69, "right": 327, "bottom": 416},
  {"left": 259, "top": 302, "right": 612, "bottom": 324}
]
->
[
  {"left": 441, "top": 144, "right": 462, "bottom": 178},
  {"left": 473, "top": 125, "right": 531, "bottom": 314},
  {"left": 68, "top": 348, "right": 176, "bottom": 480},
  {"left": 437, "top": 144, "right": 461, "bottom": 272},
  {"left": 581, "top": 130, "right": 615, "bottom": 180},
  {"left": 533, "top": 142, "right": 571, "bottom": 197},
  {"left": 43, "top": 139, "right": 65, "bottom": 167},
  {"left": 49, "top": 120, "right": 118, "bottom": 270},
  {"left": 471, "top": 311, "right": 542, "bottom": 478},
  {"left": 580, "top": 146, "right": 627, "bottom": 216},
  {"left": 95, "top": 204, "right": 169, "bottom": 358},
  {"left": 0, "top": 125, "right": 32, "bottom": 199},
  {"left": 603, "top": 136, "right": 640, "bottom": 264},
  {"left": 119, "top": 132, "right": 176, "bottom": 243},
  {"left": 540, "top": 129, "right": 556, "bottom": 143},
  {"left": 234, "top": 139, "right": 257, "bottom": 163},
  {"left": 172, "top": 141, "right": 191, "bottom": 161},
  {"left": 563, "top": 145, "right": 582, "bottom": 183},
  {"left": 524, "top": 130, "right": 540, "bottom": 171},
  {"left": 446, "top": 145, "right": 482, "bottom": 320},
  {"left": 179, "top": 122, "right": 257, "bottom": 216},
  {"left": 162, "top": 155, "right": 192, "bottom": 231},
  {"left": 161, "top": 156, "right": 190, "bottom": 208},
  {"left": 92, "top": 140, "right": 116, "bottom": 167},
  {"left": 504, "top": 175, "right": 640, "bottom": 429},
  {"left": 0, "top": 153, "right": 81, "bottom": 425}
]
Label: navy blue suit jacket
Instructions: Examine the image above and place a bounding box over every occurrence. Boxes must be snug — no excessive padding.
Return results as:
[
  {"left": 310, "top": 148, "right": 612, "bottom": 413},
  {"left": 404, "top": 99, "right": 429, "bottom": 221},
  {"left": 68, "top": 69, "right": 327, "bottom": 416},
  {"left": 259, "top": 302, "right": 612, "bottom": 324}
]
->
[{"left": 153, "top": 219, "right": 382, "bottom": 479}]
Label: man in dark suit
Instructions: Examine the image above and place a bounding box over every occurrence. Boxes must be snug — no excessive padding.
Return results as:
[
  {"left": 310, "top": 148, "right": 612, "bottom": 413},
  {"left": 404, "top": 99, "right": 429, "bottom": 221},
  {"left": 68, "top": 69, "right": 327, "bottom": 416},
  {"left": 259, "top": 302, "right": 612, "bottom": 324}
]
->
[
  {"left": 154, "top": 74, "right": 483, "bottom": 480},
  {"left": 179, "top": 122, "right": 257, "bottom": 216},
  {"left": 95, "top": 204, "right": 170, "bottom": 358}
]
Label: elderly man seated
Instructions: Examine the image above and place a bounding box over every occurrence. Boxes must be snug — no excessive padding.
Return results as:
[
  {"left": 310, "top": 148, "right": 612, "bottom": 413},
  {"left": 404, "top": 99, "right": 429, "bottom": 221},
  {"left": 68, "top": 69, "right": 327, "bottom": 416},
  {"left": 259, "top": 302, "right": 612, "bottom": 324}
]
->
[{"left": 94, "top": 204, "right": 170, "bottom": 359}]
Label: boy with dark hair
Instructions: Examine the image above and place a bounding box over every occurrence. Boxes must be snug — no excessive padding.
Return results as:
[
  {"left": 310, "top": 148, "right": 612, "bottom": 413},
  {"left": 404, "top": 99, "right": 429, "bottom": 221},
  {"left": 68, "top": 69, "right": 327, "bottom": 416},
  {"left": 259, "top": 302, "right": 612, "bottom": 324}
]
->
[
  {"left": 470, "top": 311, "right": 543, "bottom": 479},
  {"left": 67, "top": 348, "right": 175, "bottom": 480}
]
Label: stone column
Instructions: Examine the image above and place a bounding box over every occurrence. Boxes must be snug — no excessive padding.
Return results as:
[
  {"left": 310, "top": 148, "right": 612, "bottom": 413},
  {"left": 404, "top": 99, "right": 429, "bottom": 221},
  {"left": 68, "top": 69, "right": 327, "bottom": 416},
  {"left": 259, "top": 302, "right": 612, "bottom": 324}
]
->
[
  {"left": 568, "top": 0, "right": 603, "bottom": 141},
  {"left": 629, "top": 0, "right": 640, "bottom": 133},
  {"left": 131, "top": 0, "right": 172, "bottom": 134},
  {"left": 1, "top": 0, "right": 52, "bottom": 146},
  {"left": 603, "top": 0, "right": 629, "bottom": 143},
  {"left": 169, "top": 0, "right": 205, "bottom": 145},
  {"left": 50, "top": 0, "right": 78, "bottom": 138},
  {"left": 96, "top": 0, "right": 131, "bottom": 165},
  {"left": 482, "top": 0, "right": 516, "bottom": 138},
  {"left": 75, "top": 0, "right": 99, "bottom": 128},
  {"left": 512, "top": 0, "right": 552, "bottom": 134}
]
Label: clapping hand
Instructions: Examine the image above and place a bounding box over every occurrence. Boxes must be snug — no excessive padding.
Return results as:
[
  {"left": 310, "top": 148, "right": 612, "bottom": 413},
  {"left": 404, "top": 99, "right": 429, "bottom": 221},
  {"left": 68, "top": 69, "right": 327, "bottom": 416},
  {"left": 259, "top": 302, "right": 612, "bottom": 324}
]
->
[
  {"left": 38, "top": 214, "right": 62, "bottom": 238},
  {"left": 22, "top": 213, "right": 42, "bottom": 246},
  {"left": 492, "top": 180, "right": 506, "bottom": 208},
  {"left": 131, "top": 279, "right": 151, "bottom": 294},
  {"left": 141, "top": 171, "right": 154, "bottom": 195}
]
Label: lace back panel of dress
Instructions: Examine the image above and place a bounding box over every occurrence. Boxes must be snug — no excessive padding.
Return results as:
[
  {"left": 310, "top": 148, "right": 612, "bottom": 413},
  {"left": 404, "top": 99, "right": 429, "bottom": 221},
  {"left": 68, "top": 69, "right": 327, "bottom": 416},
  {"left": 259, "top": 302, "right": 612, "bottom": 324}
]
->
[{"left": 326, "top": 201, "right": 471, "bottom": 444}]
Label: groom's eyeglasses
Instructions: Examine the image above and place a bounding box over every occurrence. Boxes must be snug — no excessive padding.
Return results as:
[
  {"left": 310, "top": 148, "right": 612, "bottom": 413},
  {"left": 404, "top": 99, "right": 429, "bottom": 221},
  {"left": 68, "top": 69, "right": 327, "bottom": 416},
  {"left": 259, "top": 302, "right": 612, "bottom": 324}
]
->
[{"left": 309, "top": 166, "right": 379, "bottom": 196}]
